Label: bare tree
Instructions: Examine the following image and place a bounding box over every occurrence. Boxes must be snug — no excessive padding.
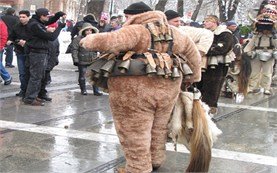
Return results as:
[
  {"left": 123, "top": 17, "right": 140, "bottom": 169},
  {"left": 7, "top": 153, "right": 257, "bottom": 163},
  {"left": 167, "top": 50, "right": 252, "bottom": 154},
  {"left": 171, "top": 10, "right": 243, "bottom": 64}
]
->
[
  {"left": 177, "top": 0, "right": 184, "bottom": 16},
  {"left": 218, "top": 0, "right": 241, "bottom": 22},
  {"left": 87, "top": 0, "right": 106, "bottom": 20},
  {"left": 155, "top": 0, "right": 168, "bottom": 11},
  {"left": 191, "top": 0, "right": 204, "bottom": 21}
]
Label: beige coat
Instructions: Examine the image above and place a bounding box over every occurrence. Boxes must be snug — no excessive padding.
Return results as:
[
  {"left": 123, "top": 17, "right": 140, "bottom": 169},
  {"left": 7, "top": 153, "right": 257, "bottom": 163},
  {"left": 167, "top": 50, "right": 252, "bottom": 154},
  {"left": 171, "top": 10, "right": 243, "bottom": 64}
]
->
[{"left": 179, "top": 26, "right": 214, "bottom": 54}]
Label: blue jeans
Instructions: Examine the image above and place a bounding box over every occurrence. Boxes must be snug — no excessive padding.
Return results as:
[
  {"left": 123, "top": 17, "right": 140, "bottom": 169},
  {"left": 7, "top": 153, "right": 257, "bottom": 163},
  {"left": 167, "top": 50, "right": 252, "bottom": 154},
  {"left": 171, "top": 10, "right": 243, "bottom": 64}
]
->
[
  {"left": 16, "top": 53, "right": 27, "bottom": 91},
  {"left": 4, "top": 44, "right": 14, "bottom": 66},
  {"left": 0, "top": 50, "right": 11, "bottom": 81}
]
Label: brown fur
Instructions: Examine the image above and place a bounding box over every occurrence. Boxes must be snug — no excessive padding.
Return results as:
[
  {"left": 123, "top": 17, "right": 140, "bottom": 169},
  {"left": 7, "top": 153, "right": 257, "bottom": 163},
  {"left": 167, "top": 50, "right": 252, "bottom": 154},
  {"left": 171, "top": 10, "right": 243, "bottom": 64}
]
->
[
  {"left": 238, "top": 54, "right": 252, "bottom": 95},
  {"left": 186, "top": 100, "right": 212, "bottom": 172},
  {"left": 80, "top": 11, "right": 201, "bottom": 82},
  {"left": 109, "top": 76, "right": 181, "bottom": 173}
]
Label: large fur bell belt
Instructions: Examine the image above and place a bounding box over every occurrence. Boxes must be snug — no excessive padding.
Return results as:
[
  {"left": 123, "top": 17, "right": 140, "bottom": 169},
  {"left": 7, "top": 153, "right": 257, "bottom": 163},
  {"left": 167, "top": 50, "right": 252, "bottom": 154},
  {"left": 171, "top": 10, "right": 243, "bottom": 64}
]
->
[{"left": 88, "top": 52, "right": 194, "bottom": 89}]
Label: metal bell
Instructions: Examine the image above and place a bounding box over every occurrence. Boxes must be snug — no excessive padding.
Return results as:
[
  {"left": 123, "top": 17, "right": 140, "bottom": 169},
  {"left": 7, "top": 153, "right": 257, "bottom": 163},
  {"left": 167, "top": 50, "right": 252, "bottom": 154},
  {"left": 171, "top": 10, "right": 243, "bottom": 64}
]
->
[
  {"left": 164, "top": 68, "right": 172, "bottom": 78},
  {"left": 208, "top": 56, "right": 218, "bottom": 69},
  {"left": 224, "top": 56, "right": 232, "bottom": 66},
  {"left": 171, "top": 66, "right": 181, "bottom": 79},
  {"left": 156, "top": 66, "right": 165, "bottom": 76},
  {"left": 153, "top": 35, "right": 161, "bottom": 42},
  {"left": 165, "top": 34, "right": 173, "bottom": 41},
  {"left": 100, "top": 59, "right": 115, "bottom": 77},
  {"left": 159, "top": 34, "right": 165, "bottom": 41},
  {"left": 146, "top": 64, "right": 157, "bottom": 76},
  {"left": 90, "top": 58, "right": 108, "bottom": 74},
  {"left": 182, "top": 63, "right": 193, "bottom": 80},
  {"left": 118, "top": 59, "right": 131, "bottom": 73},
  {"left": 182, "top": 63, "right": 193, "bottom": 76}
]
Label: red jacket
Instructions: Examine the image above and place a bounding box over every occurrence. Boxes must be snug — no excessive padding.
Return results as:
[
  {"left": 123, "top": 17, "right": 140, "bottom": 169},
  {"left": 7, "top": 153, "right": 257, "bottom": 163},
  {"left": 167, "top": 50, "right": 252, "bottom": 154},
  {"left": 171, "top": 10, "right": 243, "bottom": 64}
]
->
[{"left": 0, "top": 20, "right": 8, "bottom": 50}]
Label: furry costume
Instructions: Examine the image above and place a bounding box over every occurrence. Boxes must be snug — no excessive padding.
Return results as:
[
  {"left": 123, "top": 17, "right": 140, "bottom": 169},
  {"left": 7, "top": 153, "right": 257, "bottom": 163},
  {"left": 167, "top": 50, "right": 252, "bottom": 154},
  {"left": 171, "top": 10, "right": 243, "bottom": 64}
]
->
[
  {"left": 80, "top": 10, "right": 201, "bottom": 173},
  {"left": 244, "top": 3, "right": 277, "bottom": 94}
]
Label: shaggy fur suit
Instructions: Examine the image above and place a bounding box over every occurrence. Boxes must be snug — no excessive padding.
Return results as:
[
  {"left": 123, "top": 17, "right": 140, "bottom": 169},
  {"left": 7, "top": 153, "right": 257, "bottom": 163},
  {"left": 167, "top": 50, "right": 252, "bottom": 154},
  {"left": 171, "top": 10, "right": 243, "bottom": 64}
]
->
[{"left": 80, "top": 11, "right": 201, "bottom": 173}]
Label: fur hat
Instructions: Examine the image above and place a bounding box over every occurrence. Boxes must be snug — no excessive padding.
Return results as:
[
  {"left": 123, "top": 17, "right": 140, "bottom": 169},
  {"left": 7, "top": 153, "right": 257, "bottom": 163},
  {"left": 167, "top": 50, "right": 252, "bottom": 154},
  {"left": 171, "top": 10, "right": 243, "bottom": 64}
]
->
[
  {"left": 124, "top": 1, "right": 152, "bottom": 15},
  {"left": 79, "top": 23, "right": 99, "bottom": 36},
  {"left": 165, "top": 10, "right": 180, "bottom": 20}
]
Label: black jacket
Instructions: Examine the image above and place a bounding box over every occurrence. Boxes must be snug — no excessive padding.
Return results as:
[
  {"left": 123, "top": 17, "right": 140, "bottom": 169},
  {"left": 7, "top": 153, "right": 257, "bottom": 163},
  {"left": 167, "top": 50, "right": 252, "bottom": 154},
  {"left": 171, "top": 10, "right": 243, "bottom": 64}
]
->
[
  {"left": 8, "top": 22, "right": 30, "bottom": 54},
  {"left": 26, "top": 15, "right": 63, "bottom": 52},
  {"left": 207, "top": 28, "right": 234, "bottom": 56},
  {"left": 1, "top": 14, "right": 19, "bottom": 35}
]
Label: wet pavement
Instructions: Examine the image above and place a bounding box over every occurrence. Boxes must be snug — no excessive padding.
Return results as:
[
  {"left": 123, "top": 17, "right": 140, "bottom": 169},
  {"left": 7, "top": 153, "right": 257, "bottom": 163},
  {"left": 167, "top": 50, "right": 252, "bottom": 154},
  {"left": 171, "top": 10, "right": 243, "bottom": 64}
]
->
[{"left": 0, "top": 34, "right": 276, "bottom": 173}]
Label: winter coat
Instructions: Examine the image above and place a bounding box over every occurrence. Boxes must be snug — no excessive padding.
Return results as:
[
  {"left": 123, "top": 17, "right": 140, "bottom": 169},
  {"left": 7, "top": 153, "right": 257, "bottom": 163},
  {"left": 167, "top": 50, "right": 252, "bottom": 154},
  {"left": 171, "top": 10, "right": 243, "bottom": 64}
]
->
[
  {"left": 1, "top": 14, "right": 19, "bottom": 35},
  {"left": 80, "top": 11, "right": 201, "bottom": 82},
  {"left": 8, "top": 22, "right": 30, "bottom": 54},
  {"left": 179, "top": 26, "right": 214, "bottom": 54},
  {"left": 26, "top": 15, "right": 63, "bottom": 52},
  {"left": 207, "top": 25, "right": 234, "bottom": 56},
  {"left": 0, "top": 20, "right": 8, "bottom": 50},
  {"left": 71, "top": 35, "right": 97, "bottom": 65}
]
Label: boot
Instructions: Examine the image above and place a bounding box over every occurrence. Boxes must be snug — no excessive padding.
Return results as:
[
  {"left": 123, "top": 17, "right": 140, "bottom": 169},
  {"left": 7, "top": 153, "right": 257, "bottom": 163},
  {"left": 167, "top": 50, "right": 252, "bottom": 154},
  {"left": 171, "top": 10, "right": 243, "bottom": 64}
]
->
[
  {"left": 93, "top": 85, "right": 103, "bottom": 96},
  {"left": 79, "top": 80, "right": 87, "bottom": 95}
]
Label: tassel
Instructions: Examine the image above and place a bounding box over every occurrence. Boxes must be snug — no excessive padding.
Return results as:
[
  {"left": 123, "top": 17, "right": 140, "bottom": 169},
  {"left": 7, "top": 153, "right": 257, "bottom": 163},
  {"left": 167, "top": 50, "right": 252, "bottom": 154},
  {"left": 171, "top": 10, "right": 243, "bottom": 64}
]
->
[{"left": 186, "top": 98, "right": 212, "bottom": 173}]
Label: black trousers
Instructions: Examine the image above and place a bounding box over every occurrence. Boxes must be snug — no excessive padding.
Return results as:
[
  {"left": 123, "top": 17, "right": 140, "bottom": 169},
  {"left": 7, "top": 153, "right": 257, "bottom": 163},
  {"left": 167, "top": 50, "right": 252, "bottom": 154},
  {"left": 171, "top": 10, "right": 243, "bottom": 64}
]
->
[
  {"left": 24, "top": 52, "right": 47, "bottom": 102},
  {"left": 197, "top": 64, "right": 229, "bottom": 107}
]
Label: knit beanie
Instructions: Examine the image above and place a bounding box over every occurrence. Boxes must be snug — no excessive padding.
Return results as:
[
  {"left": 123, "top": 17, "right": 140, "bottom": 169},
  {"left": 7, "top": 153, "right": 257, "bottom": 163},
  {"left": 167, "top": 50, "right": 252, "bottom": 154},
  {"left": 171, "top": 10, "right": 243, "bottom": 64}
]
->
[
  {"left": 124, "top": 1, "right": 152, "bottom": 15},
  {"left": 226, "top": 20, "right": 237, "bottom": 26},
  {"left": 165, "top": 10, "right": 180, "bottom": 20}
]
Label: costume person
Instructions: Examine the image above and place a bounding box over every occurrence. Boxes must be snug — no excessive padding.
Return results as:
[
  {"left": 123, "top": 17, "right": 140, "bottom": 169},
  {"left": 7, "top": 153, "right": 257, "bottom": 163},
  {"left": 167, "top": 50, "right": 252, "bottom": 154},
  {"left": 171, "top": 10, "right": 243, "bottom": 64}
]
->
[
  {"left": 244, "top": 10, "right": 277, "bottom": 95},
  {"left": 80, "top": 2, "right": 201, "bottom": 173}
]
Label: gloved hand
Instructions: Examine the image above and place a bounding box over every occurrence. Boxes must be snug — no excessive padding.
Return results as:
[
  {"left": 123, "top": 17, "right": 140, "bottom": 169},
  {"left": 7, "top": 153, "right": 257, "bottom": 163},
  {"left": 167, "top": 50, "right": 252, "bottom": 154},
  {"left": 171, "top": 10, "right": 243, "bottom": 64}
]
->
[
  {"left": 73, "top": 62, "right": 79, "bottom": 66},
  {"left": 55, "top": 11, "right": 66, "bottom": 18},
  {"left": 58, "top": 22, "right": 66, "bottom": 28}
]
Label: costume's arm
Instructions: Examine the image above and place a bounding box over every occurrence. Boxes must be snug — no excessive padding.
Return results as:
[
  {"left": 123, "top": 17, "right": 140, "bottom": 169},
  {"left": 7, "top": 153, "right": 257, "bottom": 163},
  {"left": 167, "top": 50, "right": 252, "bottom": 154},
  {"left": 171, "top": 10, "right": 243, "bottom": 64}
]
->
[
  {"left": 80, "top": 25, "right": 151, "bottom": 54},
  {"left": 207, "top": 32, "right": 234, "bottom": 56},
  {"left": 172, "top": 27, "right": 201, "bottom": 82}
]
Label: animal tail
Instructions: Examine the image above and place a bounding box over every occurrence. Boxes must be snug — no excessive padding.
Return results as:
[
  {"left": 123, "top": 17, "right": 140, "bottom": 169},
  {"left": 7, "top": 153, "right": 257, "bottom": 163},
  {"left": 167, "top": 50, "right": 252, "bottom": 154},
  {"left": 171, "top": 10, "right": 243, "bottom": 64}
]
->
[
  {"left": 238, "top": 53, "right": 252, "bottom": 95},
  {"left": 186, "top": 100, "right": 212, "bottom": 173}
]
